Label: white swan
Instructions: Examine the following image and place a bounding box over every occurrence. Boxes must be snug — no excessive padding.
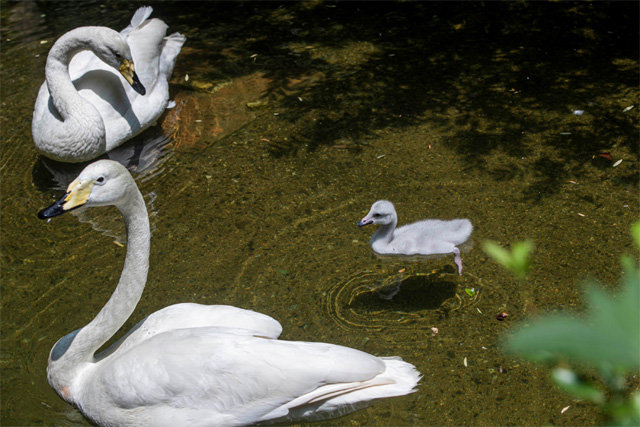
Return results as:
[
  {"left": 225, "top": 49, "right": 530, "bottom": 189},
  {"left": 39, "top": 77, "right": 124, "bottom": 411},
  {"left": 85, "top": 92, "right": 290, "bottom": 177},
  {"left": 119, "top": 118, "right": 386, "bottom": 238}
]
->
[
  {"left": 38, "top": 160, "right": 421, "bottom": 426},
  {"left": 357, "top": 200, "right": 473, "bottom": 275},
  {"left": 32, "top": 7, "right": 185, "bottom": 163}
]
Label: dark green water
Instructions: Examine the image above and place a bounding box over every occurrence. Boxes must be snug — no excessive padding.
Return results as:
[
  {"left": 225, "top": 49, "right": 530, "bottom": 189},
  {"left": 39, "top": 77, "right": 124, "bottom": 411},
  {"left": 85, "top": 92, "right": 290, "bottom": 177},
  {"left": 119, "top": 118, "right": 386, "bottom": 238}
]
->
[{"left": 1, "top": 1, "right": 638, "bottom": 425}]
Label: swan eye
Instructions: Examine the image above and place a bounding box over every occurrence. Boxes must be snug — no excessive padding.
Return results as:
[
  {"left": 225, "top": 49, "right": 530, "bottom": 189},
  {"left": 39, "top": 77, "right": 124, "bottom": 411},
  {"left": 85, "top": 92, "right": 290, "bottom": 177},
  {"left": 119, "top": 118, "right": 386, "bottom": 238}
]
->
[
  {"left": 373, "top": 213, "right": 381, "bottom": 218},
  {"left": 96, "top": 177, "right": 105, "bottom": 184}
]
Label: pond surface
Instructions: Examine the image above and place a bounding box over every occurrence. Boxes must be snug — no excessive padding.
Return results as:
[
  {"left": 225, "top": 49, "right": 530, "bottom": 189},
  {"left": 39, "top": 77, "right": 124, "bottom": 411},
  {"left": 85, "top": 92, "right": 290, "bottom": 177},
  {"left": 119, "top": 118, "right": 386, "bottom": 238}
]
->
[{"left": 1, "top": 1, "right": 638, "bottom": 425}]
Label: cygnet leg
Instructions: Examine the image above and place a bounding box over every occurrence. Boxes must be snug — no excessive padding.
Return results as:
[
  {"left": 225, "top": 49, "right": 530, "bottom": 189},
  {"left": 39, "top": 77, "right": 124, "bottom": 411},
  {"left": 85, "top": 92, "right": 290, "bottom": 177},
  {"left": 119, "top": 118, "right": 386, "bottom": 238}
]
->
[{"left": 453, "top": 247, "right": 463, "bottom": 275}]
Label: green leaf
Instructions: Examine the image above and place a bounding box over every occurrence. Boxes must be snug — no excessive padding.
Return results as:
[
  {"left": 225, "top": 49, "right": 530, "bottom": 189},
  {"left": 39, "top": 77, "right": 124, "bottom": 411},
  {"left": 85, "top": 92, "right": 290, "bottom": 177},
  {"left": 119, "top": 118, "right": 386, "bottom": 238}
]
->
[
  {"left": 503, "top": 272, "right": 640, "bottom": 371},
  {"left": 604, "top": 391, "right": 640, "bottom": 426},
  {"left": 483, "top": 239, "right": 533, "bottom": 279},
  {"left": 551, "top": 368, "right": 605, "bottom": 404},
  {"left": 631, "top": 221, "right": 640, "bottom": 250},
  {"left": 482, "top": 241, "right": 512, "bottom": 266}
]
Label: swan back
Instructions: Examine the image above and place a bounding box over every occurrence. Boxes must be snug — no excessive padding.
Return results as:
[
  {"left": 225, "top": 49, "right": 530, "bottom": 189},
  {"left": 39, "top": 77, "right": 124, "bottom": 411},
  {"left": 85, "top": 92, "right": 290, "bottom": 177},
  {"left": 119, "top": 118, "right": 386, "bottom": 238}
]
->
[{"left": 396, "top": 218, "right": 473, "bottom": 247}]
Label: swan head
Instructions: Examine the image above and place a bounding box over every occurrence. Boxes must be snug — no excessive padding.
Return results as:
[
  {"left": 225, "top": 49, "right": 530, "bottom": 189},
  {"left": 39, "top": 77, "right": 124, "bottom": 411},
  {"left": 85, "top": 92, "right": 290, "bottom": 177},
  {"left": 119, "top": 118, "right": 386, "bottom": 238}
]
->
[
  {"left": 357, "top": 200, "right": 397, "bottom": 227},
  {"left": 83, "top": 27, "right": 146, "bottom": 95},
  {"left": 38, "top": 160, "right": 134, "bottom": 219}
]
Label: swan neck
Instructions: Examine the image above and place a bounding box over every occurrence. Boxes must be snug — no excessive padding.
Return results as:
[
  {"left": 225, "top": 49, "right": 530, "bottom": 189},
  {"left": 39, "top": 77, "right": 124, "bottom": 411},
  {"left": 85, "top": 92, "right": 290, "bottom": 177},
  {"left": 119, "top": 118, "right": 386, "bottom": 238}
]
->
[
  {"left": 62, "top": 186, "right": 149, "bottom": 365},
  {"left": 45, "top": 28, "right": 101, "bottom": 122},
  {"left": 373, "top": 219, "right": 397, "bottom": 244}
]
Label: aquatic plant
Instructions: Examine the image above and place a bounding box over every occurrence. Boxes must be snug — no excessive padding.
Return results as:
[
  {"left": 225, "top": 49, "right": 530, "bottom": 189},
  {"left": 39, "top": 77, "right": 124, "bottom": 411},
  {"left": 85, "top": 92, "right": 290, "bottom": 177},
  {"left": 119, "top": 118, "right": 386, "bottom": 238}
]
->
[{"left": 485, "top": 223, "right": 640, "bottom": 425}]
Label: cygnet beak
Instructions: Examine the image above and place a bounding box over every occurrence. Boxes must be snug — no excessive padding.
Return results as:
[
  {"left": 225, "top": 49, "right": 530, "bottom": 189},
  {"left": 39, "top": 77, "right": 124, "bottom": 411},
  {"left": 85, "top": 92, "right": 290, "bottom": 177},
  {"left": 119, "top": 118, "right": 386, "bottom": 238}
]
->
[{"left": 357, "top": 217, "right": 373, "bottom": 227}]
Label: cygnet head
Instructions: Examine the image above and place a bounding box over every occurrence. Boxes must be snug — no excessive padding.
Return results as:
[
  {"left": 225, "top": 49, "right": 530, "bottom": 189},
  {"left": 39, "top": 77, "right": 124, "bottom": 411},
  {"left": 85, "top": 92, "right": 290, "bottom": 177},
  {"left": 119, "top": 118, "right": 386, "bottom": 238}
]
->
[
  {"left": 38, "top": 160, "right": 135, "bottom": 219},
  {"left": 357, "top": 200, "right": 397, "bottom": 227}
]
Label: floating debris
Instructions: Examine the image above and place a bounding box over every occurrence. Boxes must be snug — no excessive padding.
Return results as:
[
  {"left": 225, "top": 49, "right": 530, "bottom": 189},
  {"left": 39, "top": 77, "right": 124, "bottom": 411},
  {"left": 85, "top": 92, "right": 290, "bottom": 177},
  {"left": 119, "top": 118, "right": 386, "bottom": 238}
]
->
[
  {"left": 376, "top": 154, "right": 386, "bottom": 159},
  {"left": 559, "top": 132, "right": 572, "bottom": 135},
  {"left": 561, "top": 405, "right": 571, "bottom": 414},
  {"left": 496, "top": 312, "right": 508, "bottom": 321},
  {"left": 577, "top": 213, "right": 586, "bottom": 217},
  {"left": 184, "top": 74, "right": 189, "bottom": 82},
  {"left": 430, "top": 327, "right": 438, "bottom": 336},
  {"left": 465, "top": 287, "right": 477, "bottom": 297},
  {"left": 598, "top": 152, "right": 613, "bottom": 161},
  {"left": 622, "top": 105, "right": 634, "bottom": 112},
  {"left": 247, "top": 100, "right": 267, "bottom": 109},
  {"left": 573, "top": 110, "right": 584, "bottom": 115},
  {"left": 463, "top": 357, "right": 468, "bottom": 367},
  {"left": 613, "top": 159, "right": 623, "bottom": 167}
]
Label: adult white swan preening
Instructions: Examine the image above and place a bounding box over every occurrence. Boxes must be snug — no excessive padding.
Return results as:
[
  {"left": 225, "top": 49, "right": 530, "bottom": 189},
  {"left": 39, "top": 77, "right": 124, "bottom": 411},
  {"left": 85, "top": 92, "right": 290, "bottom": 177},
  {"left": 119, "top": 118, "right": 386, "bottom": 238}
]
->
[
  {"left": 38, "top": 161, "right": 420, "bottom": 426},
  {"left": 32, "top": 7, "right": 185, "bottom": 163},
  {"left": 358, "top": 200, "right": 473, "bottom": 275}
]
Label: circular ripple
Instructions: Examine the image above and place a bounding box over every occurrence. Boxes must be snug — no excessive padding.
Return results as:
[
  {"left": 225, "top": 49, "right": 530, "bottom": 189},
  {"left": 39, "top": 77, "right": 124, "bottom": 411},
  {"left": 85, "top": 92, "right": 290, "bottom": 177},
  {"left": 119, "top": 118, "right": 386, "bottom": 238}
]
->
[{"left": 324, "top": 265, "right": 485, "bottom": 332}]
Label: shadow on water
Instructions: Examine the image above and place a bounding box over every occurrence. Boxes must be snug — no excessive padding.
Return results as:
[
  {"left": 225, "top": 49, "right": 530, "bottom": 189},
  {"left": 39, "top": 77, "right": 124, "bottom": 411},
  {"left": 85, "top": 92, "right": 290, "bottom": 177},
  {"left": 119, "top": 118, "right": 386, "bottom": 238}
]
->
[
  {"left": 32, "top": 2, "right": 639, "bottom": 201},
  {"left": 348, "top": 274, "right": 458, "bottom": 313},
  {"left": 125, "top": 1, "right": 639, "bottom": 192},
  {"left": 32, "top": 129, "right": 173, "bottom": 192},
  {"left": 144, "top": 2, "right": 638, "bottom": 158}
]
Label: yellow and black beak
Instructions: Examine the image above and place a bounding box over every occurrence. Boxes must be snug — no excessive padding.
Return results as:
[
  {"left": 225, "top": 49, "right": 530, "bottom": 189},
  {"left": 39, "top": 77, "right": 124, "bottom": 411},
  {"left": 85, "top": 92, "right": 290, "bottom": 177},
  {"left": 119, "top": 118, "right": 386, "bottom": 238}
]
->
[
  {"left": 119, "top": 58, "right": 146, "bottom": 95},
  {"left": 38, "top": 179, "right": 95, "bottom": 219}
]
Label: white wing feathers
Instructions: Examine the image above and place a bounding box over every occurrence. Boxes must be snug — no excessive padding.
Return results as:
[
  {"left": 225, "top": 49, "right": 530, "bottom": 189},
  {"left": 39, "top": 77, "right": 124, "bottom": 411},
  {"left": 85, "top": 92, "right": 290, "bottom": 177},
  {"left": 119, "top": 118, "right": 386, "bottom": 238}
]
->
[
  {"left": 90, "top": 329, "right": 415, "bottom": 424},
  {"left": 121, "top": 6, "right": 154, "bottom": 35}
]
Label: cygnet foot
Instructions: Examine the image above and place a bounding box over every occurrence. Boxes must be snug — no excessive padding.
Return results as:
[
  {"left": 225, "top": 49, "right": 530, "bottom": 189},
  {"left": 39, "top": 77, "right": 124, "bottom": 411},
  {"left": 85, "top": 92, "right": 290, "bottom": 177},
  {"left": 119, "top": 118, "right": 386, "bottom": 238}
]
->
[
  {"left": 377, "top": 283, "right": 402, "bottom": 300},
  {"left": 453, "top": 247, "right": 463, "bottom": 275}
]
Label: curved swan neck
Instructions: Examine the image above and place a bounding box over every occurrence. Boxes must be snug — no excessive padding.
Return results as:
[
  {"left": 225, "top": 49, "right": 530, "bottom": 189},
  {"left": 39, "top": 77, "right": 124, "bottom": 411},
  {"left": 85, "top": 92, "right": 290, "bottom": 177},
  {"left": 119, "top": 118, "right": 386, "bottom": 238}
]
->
[
  {"left": 45, "top": 27, "right": 104, "bottom": 123},
  {"left": 56, "top": 184, "right": 149, "bottom": 368}
]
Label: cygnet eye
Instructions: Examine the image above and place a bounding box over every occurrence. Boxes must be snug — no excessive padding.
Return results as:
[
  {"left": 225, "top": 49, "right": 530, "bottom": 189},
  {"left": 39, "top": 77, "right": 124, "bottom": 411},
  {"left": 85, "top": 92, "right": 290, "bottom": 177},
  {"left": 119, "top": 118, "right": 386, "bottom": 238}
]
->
[{"left": 373, "top": 213, "right": 381, "bottom": 218}]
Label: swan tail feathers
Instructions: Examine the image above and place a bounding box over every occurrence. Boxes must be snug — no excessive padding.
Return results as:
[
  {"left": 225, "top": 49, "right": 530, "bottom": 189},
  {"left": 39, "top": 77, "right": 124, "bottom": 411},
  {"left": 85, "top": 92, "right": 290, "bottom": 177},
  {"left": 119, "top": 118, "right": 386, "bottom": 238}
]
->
[
  {"left": 458, "top": 218, "right": 473, "bottom": 242},
  {"left": 159, "top": 33, "right": 186, "bottom": 79},
  {"left": 443, "top": 218, "right": 473, "bottom": 245},
  {"left": 261, "top": 357, "right": 420, "bottom": 423}
]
